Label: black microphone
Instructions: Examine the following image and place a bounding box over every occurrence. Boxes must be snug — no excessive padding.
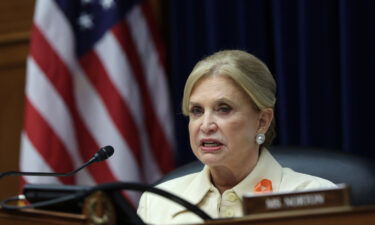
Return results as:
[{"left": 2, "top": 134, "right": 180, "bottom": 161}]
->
[
  {"left": 92, "top": 145, "right": 114, "bottom": 162},
  {"left": 0, "top": 144, "right": 213, "bottom": 224},
  {"left": 0, "top": 145, "right": 114, "bottom": 179}
]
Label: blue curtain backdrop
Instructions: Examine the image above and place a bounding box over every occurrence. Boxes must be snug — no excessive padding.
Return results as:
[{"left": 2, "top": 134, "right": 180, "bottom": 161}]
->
[{"left": 166, "top": 0, "right": 375, "bottom": 165}]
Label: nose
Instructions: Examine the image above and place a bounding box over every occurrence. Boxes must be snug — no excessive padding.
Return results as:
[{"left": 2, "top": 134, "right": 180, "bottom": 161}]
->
[{"left": 200, "top": 113, "right": 218, "bottom": 134}]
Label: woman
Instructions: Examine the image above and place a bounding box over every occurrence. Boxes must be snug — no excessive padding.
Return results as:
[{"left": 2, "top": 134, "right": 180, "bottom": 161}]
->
[{"left": 137, "top": 50, "right": 335, "bottom": 224}]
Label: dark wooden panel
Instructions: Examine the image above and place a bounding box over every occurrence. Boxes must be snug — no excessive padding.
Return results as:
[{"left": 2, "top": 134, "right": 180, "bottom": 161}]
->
[
  {"left": 0, "top": 66, "right": 26, "bottom": 200},
  {"left": 0, "top": 39, "right": 29, "bottom": 68},
  {"left": 0, "top": 0, "right": 35, "bottom": 35},
  {"left": 0, "top": 208, "right": 87, "bottom": 225},
  {"left": 0, "top": 0, "right": 34, "bottom": 204},
  {"left": 202, "top": 206, "right": 375, "bottom": 225}
]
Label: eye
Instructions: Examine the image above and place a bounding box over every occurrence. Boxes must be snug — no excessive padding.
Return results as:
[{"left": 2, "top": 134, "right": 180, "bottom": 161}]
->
[
  {"left": 189, "top": 105, "right": 203, "bottom": 116},
  {"left": 217, "top": 104, "right": 232, "bottom": 113}
]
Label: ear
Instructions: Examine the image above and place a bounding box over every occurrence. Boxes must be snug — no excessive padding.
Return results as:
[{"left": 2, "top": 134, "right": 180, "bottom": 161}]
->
[{"left": 257, "top": 108, "right": 274, "bottom": 133}]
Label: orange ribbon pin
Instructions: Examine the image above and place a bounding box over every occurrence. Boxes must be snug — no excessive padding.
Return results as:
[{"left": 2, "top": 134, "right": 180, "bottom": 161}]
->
[{"left": 254, "top": 179, "right": 273, "bottom": 193}]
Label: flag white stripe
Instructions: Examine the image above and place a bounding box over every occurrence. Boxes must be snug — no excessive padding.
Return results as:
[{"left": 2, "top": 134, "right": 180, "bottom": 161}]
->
[
  {"left": 22, "top": 1, "right": 174, "bottom": 206},
  {"left": 95, "top": 32, "right": 144, "bottom": 134},
  {"left": 20, "top": 133, "right": 61, "bottom": 184},
  {"left": 34, "top": 0, "right": 75, "bottom": 63},
  {"left": 126, "top": 6, "right": 175, "bottom": 146},
  {"left": 26, "top": 57, "right": 95, "bottom": 185},
  {"left": 73, "top": 66, "right": 141, "bottom": 182},
  {"left": 34, "top": 0, "right": 141, "bottom": 183},
  {"left": 95, "top": 32, "right": 162, "bottom": 182}
]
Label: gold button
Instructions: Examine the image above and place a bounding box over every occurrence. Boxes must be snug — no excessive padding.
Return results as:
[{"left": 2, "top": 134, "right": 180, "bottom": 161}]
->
[{"left": 227, "top": 193, "right": 237, "bottom": 202}]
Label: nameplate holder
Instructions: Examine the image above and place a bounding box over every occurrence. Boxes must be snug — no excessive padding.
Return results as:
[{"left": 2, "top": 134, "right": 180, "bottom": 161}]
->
[{"left": 243, "top": 184, "right": 350, "bottom": 215}]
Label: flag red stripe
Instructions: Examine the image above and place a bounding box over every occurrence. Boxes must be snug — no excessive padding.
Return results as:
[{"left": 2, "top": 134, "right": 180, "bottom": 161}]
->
[
  {"left": 24, "top": 98, "right": 74, "bottom": 184},
  {"left": 30, "top": 24, "right": 117, "bottom": 183},
  {"left": 30, "top": 25, "right": 72, "bottom": 105},
  {"left": 22, "top": 2, "right": 175, "bottom": 202},
  {"left": 79, "top": 50, "right": 143, "bottom": 168},
  {"left": 19, "top": 177, "right": 26, "bottom": 193},
  {"left": 112, "top": 22, "right": 175, "bottom": 173},
  {"left": 140, "top": 1, "right": 167, "bottom": 68}
]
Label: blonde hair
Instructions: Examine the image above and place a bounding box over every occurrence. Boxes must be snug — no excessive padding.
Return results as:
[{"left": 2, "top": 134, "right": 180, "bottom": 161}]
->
[{"left": 182, "top": 50, "right": 277, "bottom": 148}]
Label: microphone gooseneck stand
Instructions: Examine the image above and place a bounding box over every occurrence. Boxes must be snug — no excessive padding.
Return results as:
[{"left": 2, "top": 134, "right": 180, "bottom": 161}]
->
[
  {"left": 0, "top": 145, "right": 114, "bottom": 179},
  {"left": 0, "top": 145, "right": 213, "bottom": 224}
]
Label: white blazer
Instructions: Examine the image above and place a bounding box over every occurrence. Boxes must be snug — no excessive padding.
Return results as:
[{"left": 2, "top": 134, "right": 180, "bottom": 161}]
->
[{"left": 137, "top": 148, "right": 335, "bottom": 224}]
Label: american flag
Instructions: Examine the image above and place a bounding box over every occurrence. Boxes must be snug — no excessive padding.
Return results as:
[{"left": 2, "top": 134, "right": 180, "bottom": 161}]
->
[{"left": 19, "top": 0, "right": 175, "bottom": 204}]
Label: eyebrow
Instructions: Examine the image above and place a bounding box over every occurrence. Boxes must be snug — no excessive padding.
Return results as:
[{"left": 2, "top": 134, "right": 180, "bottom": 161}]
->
[
  {"left": 189, "top": 97, "right": 235, "bottom": 106},
  {"left": 215, "top": 97, "right": 235, "bottom": 104},
  {"left": 188, "top": 101, "right": 200, "bottom": 107}
]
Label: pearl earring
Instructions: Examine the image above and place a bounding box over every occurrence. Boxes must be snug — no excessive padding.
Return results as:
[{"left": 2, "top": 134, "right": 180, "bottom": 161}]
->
[{"left": 256, "top": 133, "right": 266, "bottom": 145}]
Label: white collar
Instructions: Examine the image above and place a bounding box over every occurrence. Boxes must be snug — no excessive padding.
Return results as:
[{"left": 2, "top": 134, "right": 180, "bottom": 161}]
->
[{"left": 170, "top": 148, "right": 283, "bottom": 217}]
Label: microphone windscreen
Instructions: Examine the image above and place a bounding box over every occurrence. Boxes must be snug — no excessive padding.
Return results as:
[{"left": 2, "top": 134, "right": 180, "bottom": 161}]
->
[{"left": 94, "top": 146, "right": 115, "bottom": 162}]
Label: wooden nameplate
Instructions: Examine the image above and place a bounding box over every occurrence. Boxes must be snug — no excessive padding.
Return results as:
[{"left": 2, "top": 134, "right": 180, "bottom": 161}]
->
[{"left": 243, "top": 184, "right": 351, "bottom": 215}]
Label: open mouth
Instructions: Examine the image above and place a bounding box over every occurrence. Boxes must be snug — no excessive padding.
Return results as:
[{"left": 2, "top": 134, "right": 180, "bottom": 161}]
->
[
  {"left": 200, "top": 138, "right": 223, "bottom": 152},
  {"left": 202, "top": 141, "right": 222, "bottom": 147}
]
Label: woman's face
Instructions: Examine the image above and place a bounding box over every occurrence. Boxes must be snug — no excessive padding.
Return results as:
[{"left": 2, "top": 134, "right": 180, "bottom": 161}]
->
[{"left": 188, "top": 75, "right": 262, "bottom": 170}]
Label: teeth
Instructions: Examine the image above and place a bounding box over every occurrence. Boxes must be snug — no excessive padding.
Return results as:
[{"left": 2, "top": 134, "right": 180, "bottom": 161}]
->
[{"left": 203, "top": 142, "right": 220, "bottom": 147}]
